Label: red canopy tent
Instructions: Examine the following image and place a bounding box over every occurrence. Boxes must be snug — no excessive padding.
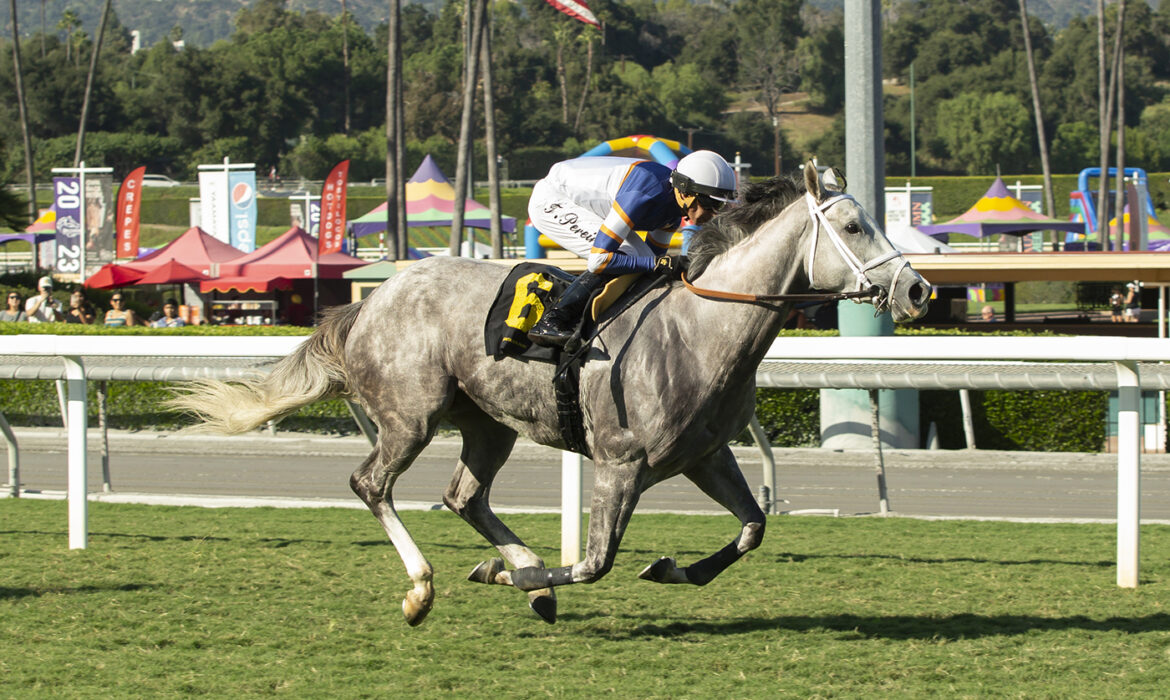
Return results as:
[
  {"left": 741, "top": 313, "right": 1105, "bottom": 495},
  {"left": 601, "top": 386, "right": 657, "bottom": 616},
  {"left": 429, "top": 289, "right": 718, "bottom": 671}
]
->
[
  {"left": 202, "top": 227, "right": 366, "bottom": 292},
  {"left": 130, "top": 226, "right": 245, "bottom": 277},
  {"left": 200, "top": 276, "right": 293, "bottom": 293},
  {"left": 134, "top": 259, "right": 211, "bottom": 286},
  {"left": 85, "top": 262, "right": 146, "bottom": 289}
]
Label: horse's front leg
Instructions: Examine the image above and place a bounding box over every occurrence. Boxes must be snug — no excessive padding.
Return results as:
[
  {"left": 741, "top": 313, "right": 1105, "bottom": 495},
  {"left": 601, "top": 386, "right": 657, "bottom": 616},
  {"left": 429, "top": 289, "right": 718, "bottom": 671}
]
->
[
  {"left": 471, "top": 458, "right": 643, "bottom": 597},
  {"left": 638, "top": 445, "right": 766, "bottom": 585}
]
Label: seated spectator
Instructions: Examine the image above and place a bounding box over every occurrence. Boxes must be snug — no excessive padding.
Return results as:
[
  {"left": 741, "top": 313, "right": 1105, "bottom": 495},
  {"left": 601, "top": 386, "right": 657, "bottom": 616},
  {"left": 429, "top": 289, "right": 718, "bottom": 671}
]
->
[
  {"left": 63, "top": 290, "right": 96, "bottom": 324},
  {"left": 104, "top": 293, "right": 140, "bottom": 327},
  {"left": 980, "top": 305, "right": 997, "bottom": 322},
  {"left": 151, "top": 298, "right": 187, "bottom": 328},
  {"left": 25, "top": 276, "right": 63, "bottom": 323},
  {"left": 1, "top": 291, "right": 28, "bottom": 322}
]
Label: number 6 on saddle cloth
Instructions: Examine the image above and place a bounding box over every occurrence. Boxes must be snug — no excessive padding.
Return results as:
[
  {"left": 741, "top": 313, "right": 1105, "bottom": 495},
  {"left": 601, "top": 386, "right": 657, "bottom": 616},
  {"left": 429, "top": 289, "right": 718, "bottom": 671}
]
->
[{"left": 483, "top": 262, "right": 649, "bottom": 362}]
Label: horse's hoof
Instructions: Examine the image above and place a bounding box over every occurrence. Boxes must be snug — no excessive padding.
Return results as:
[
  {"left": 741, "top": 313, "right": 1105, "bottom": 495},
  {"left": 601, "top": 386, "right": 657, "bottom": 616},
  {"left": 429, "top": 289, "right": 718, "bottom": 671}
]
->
[
  {"left": 638, "top": 556, "right": 688, "bottom": 584},
  {"left": 468, "top": 558, "right": 505, "bottom": 585},
  {"left": 527, "top": 588, "right": 557, "bottom": 624},
  {"left": 402, "top": 588, "right": 433, "bottom": 627}
]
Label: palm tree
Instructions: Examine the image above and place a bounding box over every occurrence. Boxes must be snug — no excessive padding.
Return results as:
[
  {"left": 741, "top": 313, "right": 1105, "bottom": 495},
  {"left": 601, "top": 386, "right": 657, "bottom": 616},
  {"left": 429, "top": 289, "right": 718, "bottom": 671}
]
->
[
  {"left": 57, "top": 8, "right": 80, "bottom": 64},
  {"left": 449, "top": 0, "right": 485, "bottom": 257},
  {"left": 10, "top": 0, "right": 37, "bottom": 230},
  {"left": 1018, "top": 0, "right": 1056, "bottom": 248},
  {"left": 75, "top": 0, "right": 112, "bottom": 166},
  {"left": 1111, "top": 6, "right": 1128, "bottom": 249},
  {"left": 1096, "top": 0, "right": 1126, "bottom": 249},
  {"left": 1096, "top": 0, "right": 1109, "bottom": 248},
  {"left": 341, "top": 0, "right": 350, "bottom": 135},
  {"left": 385, "top": 0, "right": 407, "bottom": 261}
]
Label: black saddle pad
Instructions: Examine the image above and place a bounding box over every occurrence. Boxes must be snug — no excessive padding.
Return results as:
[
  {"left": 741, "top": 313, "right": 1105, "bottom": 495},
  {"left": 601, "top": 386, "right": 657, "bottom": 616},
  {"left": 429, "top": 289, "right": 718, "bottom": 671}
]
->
[{"left": 484, "top": 262, "right": 577, "bottom": 363}]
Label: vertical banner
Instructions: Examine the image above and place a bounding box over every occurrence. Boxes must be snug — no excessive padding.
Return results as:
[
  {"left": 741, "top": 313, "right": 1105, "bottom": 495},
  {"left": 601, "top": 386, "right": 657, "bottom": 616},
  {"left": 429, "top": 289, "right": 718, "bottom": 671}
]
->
[
  {"left": 319, "top": 159, "right": 350, "bottom": 256},
  {"left": 116, "top": 167, "right": 146, "bottom": 259},
  {"left": 53, "top": 177, "right": 82, "bottom": 274},
  {"left": 84, "top": 174, "right": 115, "bottom": 270},
  {"left": 910, "top": 191, "right": 933, "bottom": 227},
  {"left": 229, "top": 170, "right": 258, "bottom": 252},
  {"left": 308, "top": 200, "right": 321, "bottom": 237},
  {"left": 884, "top": 190, "right": 909, "bottom": 232},
  {"left": 198, "top": 170, "right": 229, "bottom": 243}
]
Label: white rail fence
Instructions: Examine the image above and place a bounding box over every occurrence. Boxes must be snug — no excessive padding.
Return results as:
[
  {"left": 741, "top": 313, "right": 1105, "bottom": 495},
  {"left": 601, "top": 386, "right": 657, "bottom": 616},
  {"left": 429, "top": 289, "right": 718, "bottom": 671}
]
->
[{"left": 2, "top": 334, "right": 1166, "bottom": 589}]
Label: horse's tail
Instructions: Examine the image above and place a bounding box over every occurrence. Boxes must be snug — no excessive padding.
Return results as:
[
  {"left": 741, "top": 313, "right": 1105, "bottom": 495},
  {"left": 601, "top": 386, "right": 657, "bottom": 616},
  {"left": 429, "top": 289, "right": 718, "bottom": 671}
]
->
[{"left": 169, "top": 301, "right": 366, "bottom": 434}]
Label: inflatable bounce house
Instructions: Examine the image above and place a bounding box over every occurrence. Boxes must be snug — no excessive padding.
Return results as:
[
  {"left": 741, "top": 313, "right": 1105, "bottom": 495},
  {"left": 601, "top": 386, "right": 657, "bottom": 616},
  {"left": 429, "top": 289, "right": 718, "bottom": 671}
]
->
[{"left": 1066, "top": 167, "right": 1164, "bottom": 250}]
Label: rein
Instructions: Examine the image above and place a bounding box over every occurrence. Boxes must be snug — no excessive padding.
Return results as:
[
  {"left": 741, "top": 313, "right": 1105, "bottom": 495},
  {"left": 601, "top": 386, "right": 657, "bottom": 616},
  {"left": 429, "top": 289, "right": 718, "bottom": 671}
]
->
[{"left": 681, "top": 272, "right": 876, "bottom": 305}]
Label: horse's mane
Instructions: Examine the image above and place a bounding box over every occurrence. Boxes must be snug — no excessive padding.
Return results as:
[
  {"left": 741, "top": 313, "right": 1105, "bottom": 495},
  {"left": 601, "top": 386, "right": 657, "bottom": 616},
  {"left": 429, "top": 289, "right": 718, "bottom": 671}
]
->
[{"left": 686, "top": 175, "right": 806, "bottom": 279}]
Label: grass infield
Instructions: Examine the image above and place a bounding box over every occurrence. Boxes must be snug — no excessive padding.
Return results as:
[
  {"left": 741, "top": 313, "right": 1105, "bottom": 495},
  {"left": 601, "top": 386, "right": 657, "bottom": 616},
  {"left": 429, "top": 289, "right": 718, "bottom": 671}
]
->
[{"left": 2, "top": 501, "right": 1168, "bottom": 697}]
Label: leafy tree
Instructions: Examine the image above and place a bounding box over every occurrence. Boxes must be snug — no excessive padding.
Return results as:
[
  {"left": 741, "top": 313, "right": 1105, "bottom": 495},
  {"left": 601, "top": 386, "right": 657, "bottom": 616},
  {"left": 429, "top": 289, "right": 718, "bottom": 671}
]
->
[
  {"left": 1050, "top": 120, "right": 1100, "bottom": 173},
  {"left": 798, "top": 12, "right": 845, "bottom": 112},
  {"left": 934, "top": 91, "right": 1032, "bottom": 174},
  {"left": 186, "top": 137, "right": 253, "bottom": 178},
  {"left": 652, "top": 61, "right": 725, "bottom": 129}
]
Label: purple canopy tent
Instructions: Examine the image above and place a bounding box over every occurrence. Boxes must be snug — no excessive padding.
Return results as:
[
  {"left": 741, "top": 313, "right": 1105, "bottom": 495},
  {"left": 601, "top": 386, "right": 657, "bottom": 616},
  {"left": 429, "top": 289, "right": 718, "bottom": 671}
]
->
[
  {"left": 917, "top": 177, "right": 1084, "bottom": 238},
  {"left": 348, "top": 154, "right": 516, "bottom": 238}
]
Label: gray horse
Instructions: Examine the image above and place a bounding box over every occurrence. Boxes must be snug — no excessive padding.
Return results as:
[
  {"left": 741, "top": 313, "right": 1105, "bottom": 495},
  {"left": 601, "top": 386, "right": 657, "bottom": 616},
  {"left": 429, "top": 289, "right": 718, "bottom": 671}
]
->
[{"left": 172, "top": 162, "right": 930, "bottom": 626}]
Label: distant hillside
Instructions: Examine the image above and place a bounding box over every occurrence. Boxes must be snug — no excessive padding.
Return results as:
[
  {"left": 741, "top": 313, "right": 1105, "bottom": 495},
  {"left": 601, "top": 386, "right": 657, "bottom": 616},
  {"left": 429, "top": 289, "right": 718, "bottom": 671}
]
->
[
  {"left": 0, "top": 0, "right": 439, "bottom": 48},
  {"left": 806, "top": 0, "right": 1145, "bottom": 28},
  {"left": 0, "top": 0, "right": 1155, "bottom": 49}
]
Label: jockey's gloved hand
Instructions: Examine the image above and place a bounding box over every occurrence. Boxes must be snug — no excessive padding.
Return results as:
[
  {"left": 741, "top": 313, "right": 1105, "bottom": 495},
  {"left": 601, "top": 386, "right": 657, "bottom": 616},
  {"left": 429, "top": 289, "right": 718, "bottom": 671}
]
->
[{"left": 655, "top": 255, "right": 681, "bottom": 279}]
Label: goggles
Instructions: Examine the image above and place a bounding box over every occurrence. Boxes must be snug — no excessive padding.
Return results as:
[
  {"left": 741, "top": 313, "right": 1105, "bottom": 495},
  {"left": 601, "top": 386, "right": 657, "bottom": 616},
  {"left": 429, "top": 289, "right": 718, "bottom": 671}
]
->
[
  {"left": 694, "top": 194, "right": 728, "bottom": 213},
  {"left": 670, "top": 171, "right": 735, "bottom": 204}
]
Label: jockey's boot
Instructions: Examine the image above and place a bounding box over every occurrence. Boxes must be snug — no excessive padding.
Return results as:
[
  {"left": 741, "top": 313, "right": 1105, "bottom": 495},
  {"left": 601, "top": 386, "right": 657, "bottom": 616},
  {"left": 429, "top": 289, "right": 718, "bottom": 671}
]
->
[{"left": 528, "top": 271, "right": 603, "bottom": 348}]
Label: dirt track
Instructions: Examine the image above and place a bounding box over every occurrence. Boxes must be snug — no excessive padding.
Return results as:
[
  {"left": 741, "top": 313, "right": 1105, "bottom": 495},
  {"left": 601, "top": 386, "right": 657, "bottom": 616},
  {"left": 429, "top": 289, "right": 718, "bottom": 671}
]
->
[{"left": 8, "top": 427, "right": 1170, "bottom": 522}]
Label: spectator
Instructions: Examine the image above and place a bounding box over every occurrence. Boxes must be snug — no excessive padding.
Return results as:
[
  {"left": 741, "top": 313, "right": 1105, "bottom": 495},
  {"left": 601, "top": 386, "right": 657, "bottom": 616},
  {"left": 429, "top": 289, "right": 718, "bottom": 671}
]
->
[
  {"left": 63, "top": 290, "right": 96, "bottom": 324},
  {"left": 1124, "top": 282, "right": 1141, "bottom": 323},
  {"left": 980, "top": 305, "right": 997, "bottom": 322},
  {"left": 151, "top": 298, "right": 186, "bottom": 328},
  {"left": 25, "top": 276, "right": 63, "bottom": 323},
  {"left": 1, "top": 291, "right": 28, "bottom": 321},
  {"left": 1110, "top": 287, "right": 1124, "bottom": 323},
  {"left": 104, "top": 293, "right": 140, "bottom": 327}
]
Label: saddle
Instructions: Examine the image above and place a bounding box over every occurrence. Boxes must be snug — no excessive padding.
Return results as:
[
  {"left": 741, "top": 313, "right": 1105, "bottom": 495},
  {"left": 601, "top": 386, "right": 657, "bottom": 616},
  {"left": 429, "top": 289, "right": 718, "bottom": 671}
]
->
[
  {"left": 484, "top": 262, "right": 673, "bottom": 458},
  {"left": 483, "top": 263, "right": 651, "bottom": 362}
]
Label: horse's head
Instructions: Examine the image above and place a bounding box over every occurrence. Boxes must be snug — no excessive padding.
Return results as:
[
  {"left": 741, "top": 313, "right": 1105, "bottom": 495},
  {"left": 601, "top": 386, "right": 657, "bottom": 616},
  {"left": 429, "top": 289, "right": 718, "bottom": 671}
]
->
[{"left": 802, "top": 161, "right": 931, "bottom": 322}]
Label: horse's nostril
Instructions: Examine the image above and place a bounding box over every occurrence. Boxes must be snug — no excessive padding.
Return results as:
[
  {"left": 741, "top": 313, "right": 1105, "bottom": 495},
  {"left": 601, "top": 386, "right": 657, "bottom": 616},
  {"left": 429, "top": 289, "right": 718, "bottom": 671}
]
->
[{"left": 908, "top": 282, "right": 929, "bottom": 306}]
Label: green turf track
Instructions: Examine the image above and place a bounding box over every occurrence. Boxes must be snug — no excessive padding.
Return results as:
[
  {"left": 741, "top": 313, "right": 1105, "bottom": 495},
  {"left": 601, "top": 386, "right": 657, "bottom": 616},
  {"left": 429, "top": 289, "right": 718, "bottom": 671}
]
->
[{"left": 2, "top": 501, "right": 1168, "bottom": 697}]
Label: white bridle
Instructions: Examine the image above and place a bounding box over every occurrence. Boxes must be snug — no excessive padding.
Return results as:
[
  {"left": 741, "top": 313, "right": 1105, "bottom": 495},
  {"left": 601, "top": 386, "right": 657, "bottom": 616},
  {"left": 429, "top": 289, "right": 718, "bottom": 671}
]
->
[{"left": 805, "top": 192, "right": 910, "bottom": 308}]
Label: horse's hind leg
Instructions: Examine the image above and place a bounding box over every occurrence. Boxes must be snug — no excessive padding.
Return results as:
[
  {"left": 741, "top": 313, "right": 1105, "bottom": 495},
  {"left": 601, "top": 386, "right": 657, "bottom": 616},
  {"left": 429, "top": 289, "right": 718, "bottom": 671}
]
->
[
  {"left": 442, "top": 395, "right": 557, "bottom": 623},
  {"left": 350, "top": 428, "right": 438, "bottom": 627},
  {"left": 473, "top": 457, "right": 644, "bottom": 595},
  {"left": 639, "top": 445, "right": 766, "bottom": 585}
]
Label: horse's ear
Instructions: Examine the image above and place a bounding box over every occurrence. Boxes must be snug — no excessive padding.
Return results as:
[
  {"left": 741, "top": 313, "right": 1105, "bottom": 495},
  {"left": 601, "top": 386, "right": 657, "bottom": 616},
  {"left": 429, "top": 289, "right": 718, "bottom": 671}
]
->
[
  {"left": 824, "top": 167, "right": 847, "bottom": 193},
  {"left": 803, "top": 161, "right": 821, "bottom": 201}
]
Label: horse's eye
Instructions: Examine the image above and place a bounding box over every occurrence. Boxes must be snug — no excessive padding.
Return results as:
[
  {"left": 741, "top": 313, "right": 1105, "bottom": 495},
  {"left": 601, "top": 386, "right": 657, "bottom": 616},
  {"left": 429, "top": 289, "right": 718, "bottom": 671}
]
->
[{"left": 844, "top": 221, "right": 862, "bottom": 234}]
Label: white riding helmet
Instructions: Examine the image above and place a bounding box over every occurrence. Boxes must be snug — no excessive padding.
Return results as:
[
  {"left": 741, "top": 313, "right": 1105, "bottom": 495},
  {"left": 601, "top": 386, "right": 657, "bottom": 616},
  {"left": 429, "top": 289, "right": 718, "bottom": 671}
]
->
[{"left": 671, "top": 150, "right": 737, "bottom": 203}]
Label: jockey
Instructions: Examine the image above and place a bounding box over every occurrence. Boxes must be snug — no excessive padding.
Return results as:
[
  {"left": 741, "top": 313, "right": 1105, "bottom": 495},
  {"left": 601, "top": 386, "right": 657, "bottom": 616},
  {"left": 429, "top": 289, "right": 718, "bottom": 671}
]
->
[{"left": 526, "top": 149, "right": 737, "bottom": 348}]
